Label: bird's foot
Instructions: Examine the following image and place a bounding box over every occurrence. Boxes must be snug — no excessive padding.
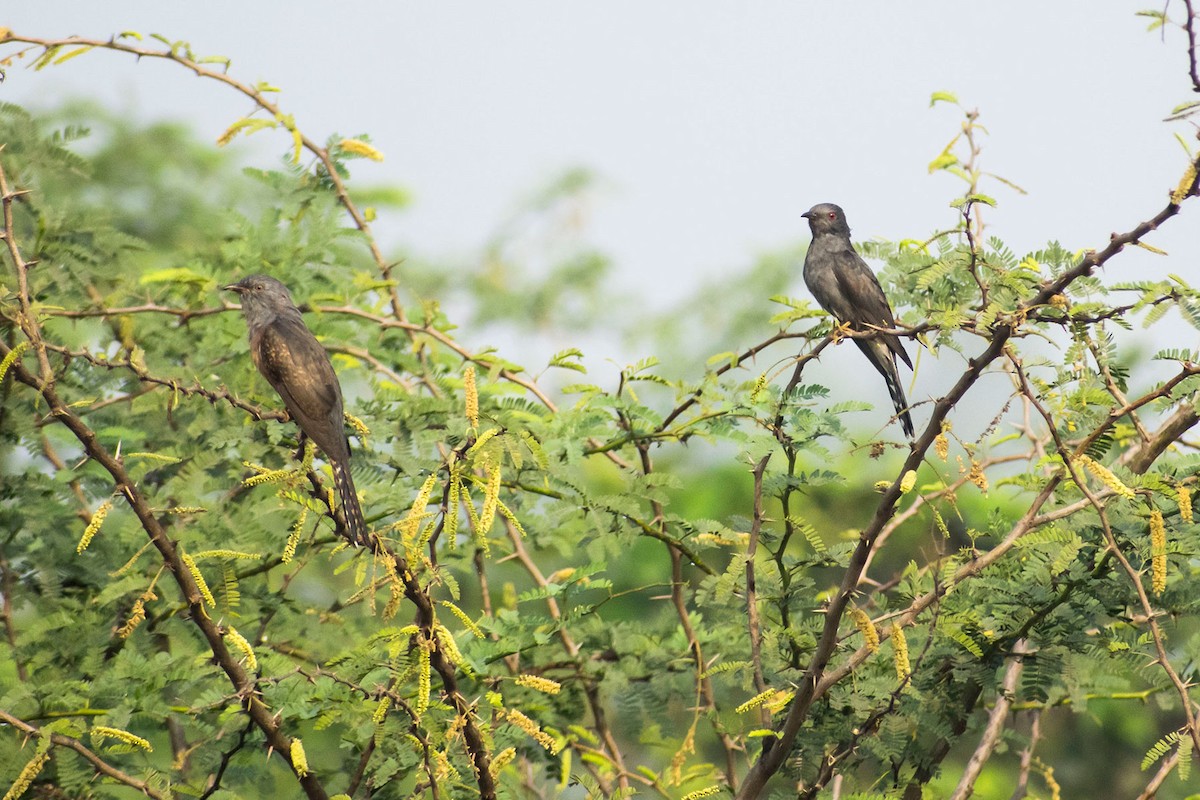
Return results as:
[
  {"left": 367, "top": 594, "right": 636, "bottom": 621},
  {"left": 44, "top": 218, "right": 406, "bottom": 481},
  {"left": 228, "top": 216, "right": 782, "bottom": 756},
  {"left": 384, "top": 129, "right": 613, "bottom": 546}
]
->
[{"left": 831, "top": 321, "right": 855, "bottom": 342}]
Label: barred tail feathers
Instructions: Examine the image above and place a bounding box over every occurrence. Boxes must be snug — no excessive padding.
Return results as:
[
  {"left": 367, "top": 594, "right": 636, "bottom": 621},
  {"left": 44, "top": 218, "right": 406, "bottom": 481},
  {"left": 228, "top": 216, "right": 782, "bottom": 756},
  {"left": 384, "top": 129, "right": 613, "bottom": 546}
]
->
[{"left": 332, "top": 459, "right": 368, "bottom": 545}]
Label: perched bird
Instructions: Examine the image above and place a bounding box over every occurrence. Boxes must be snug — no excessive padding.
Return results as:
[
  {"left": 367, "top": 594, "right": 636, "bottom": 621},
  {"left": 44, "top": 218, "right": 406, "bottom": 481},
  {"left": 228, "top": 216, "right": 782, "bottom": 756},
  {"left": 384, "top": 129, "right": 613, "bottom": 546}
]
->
[
  {"left": 802, "top": 203, "right": 915, "bottom": 438},
  {"left": 225, "top": 275, "right": 368, "bottom": 544}
]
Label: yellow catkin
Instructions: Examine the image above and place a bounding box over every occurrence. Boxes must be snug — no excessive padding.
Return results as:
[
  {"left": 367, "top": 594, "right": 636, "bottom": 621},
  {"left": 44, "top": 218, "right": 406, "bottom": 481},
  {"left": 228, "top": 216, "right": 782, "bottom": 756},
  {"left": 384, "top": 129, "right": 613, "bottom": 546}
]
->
[
  {"left": 489, "top": 746, "right": 516, "bottom": 776},
  {"left": 339, "top": 137, "right": 384, "bottom": 161},
  {"left": 496, "top": 498, "right": 527, "bottom": 538},
  {"left": 506, "top": 708, "right": 561, "bottom": 754},
  {"left": 224, "top": 626, "right": 258, "bottom": 672},
  {"left": 1037, "top": 758, "right": 1062, "bottom": 800},
  {"left": 934, "top": 432, "right": 949, "bottom": 461},
  {"left": 850, "top": 608, "right": 879, "bottom": 654},
  {"left": 464, "top": 364, "right": 479, "bottom": 429},
  {"left": 440, "top": 471, "right": 461, "bottom": 554},
  {"left": 933, "top": 508, "right": 950, "bottom": 538},
  {"left": 968, "top": 460, "right": 988, "bottom": 493},
  {"left": 182, "top": 553, "right": 215, "bottom": 606},
  {"left": 467, "top": 427, "right": 502, "bottom": 457},
  {"left": 91, "top": 725, "right": 152, "bottom": 751},
  {"left": 1171, "top": 160, "right": 1198, "bottom": 205},
  {"left": 1178, "top": 485, "right": 1193, "bottom": 525},
  {"left": 899, "top": 470, "right": 917, "bottom": 494},
  {"left": 1150, "top": 509, "right": 1167, "bottom": 595},
  {"left": 682, "top": 788, "right": 722, "bottom": 800},
  {"left": 191, "top": 550, "right": 260, "bottom": 561},
  {"left": 764, "top": 690, "right": 794, "bottom": 714},
  {"left": 435, "top": 624, "right": 467, "bottom": 670},
  {"left": 417, "top": 640, "right": 432, "bottom": 715},
  {"left": 283, "top": 507, "right": 306, "bottom": 564},
  {"left": 478, "top": 462, "right": 502, "bottom": 535},
  {"left": 4, "top": 751, "right": 50, "bottom": 800},
  {"left": 290, "top": 738, "right": 309, "bottom": 777},
  {"left": 77, "top": 498, "right": 113, "bottom": 554},
  {"left": 735, "top": 689, "right": 777, "bottom": 714},
  {"left": 382, "top": 581, "right": 403, "bottom": 621},
  {"left": 117, "top": 590, "right": 157, "bottom": 639},
  {"left": 515, "top": 675, "right": 562, "bottom": 695},
  {"left": 344, "top": 411, "right": 370, "bottom": 442},
  {"left": 892, "top": 623, "right": 911, "bottom": 681},
  {"left": 1075, "top": 455, "right": 1136, "bottom": 500},
  {"left": 0, "top": 340, "right": 31, "bottom": 383},
  {"left": 749, "top": 372, "right": 768, "bottom": 402},
  {"left": 371, "top": 696, "right": 391, "bottom": 724},
  {"left": 439, "top": 600, "right": 485, "bottom": 638},
  {"left": 402, "top": 474, "right": 439, "bottom": 540},
  {"left": 241, "top": 468, "right": 293, "bottom": 487}
]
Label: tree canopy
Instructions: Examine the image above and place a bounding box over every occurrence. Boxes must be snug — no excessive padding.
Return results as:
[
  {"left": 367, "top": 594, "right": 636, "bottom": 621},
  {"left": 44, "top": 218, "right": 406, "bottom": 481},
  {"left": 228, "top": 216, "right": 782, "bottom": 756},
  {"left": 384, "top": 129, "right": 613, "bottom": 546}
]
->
[{"left": 3, "top": 14, "right": 1200, "bottom": 800}]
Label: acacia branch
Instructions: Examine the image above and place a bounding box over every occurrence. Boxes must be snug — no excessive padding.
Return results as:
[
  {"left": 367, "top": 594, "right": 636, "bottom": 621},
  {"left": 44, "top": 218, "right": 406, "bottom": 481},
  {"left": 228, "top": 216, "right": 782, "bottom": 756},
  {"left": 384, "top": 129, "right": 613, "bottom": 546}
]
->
[{"left": 0, "top": 708, "right": 170, "bottom": 800}]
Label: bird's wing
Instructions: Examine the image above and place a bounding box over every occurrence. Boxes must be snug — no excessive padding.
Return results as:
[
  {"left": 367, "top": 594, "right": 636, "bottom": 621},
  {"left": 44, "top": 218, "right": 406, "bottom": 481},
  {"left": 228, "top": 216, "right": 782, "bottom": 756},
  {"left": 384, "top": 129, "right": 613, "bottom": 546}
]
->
[
  {"left": 254, "top": 317, "right": 347, "bottom": 456},
  {"left": 832, "top": 250, "right": 914, "bottom": 370}
]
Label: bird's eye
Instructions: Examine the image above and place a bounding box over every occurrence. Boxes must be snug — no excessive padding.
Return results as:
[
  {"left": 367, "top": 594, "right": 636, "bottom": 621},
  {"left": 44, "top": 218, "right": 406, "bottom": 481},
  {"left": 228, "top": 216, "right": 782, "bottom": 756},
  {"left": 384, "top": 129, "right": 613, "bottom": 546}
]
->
[{"left": 827, "top": 212, "right": 836, "bottom": 219}]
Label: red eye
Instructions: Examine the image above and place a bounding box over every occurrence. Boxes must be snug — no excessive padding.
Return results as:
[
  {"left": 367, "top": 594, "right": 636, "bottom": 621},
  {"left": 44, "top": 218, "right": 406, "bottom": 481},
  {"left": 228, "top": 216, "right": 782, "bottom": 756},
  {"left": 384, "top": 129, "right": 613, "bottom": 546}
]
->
[{"left": 827, "top": 212, "right": 836, "bottom": 219}]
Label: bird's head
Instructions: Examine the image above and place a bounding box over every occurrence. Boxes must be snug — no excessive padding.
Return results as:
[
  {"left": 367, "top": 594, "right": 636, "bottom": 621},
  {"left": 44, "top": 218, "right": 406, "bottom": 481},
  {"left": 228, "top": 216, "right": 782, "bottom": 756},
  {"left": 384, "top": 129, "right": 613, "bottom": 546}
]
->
[
  {"left": 801, "top": 203, "right": 851, "bottom": 237},
  {"left": 223, "top": 274, "right": 297, "bottom": 320}
]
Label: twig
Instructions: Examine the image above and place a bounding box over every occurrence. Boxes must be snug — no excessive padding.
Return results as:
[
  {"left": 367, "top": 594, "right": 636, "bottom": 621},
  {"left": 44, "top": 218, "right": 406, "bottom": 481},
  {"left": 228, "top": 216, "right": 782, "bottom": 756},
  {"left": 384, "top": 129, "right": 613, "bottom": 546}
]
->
[{"left": 949, "top": 639, "right": 1029, "bottom": 800}]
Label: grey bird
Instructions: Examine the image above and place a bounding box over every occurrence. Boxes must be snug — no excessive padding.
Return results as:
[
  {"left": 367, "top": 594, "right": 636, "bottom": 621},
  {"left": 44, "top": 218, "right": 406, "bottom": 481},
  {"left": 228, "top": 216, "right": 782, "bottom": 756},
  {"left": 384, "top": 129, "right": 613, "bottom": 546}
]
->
[
  {"left": 225, "top": 275, "right": 368, "bottom": 544},
  {"left": 802, "top": 203, "right": 915, "bottom": 438}
]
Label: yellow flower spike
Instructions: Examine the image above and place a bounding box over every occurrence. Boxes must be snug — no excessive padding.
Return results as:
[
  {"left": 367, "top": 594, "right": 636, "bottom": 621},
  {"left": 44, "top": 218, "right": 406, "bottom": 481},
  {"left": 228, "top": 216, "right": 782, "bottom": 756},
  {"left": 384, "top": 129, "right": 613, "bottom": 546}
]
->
[
  {"left": 1075, "top": 455, "right": 1136, "bottom": 500},
  {"left": 0, "top": 340, "right": 30, "bottom": 383},
  {"left": 682, "top": 788, "right": 723, "bottom": 800},
  {"left": 339, "top": 137, "right": 384, "bottom": 161},
  {"left": 5, "top": 751, "right": 50, "bottom": 800},
  {"left": 1178, "top": 484, "right": 1193, "bottom": 524},
  {"left": 290, "top": 738, "right": 309, "bottom": 777},
  {"left": 371, "top": 696, "right": 391, "bottom": 725},
  {"left": 181, "top": 553, "right": 215, "bottom": 606},
  {"left": 515, "top": 675, "right": 562, "bottom": 695},
  {"left": 224, "top": 625, "right": 258, "bottom": 672},
  {"left": 934, "top": 431, "right": 949, "bottom": 461},
  {"left": 490, "top": 746, "right": 516, "bottom": 776},
  {"left": 463, "top": 364, "right": 479, "bottom": 429},
  {"left": 505, "top": 708, "right": 561, "bottom": 754},
  {"left": 478, "top": 462, "right": 502, "bottom": 535},
  {"left": 91, "top": 725, "right": 152, "bottom": 751},
  {"left": 1171, "top": 160, "right": 1198, "bottom": 205},
  {"left": 849, "top": 608, "right": 879, "bottom": 654},
  {"left": 1150, "top": 508, "right": 1167, "bottom": 595},
  {"left": 77, "top": 498, "right": 114, "bottom": 554},
  {"left": 735, "top": 689, "right": 778, "bottom": 714},
  {"left": 283, "top": 507, "right": 306, "bottom": 564},
  {"left": 968, "top": 460, "right": 988, "bottom": 493},
  {"left": 416, "top": 640, "right": 432, "bottom": 715},
  {"left": 892, "top": 623, "right": 910, "bottom": 681},
  {"left": 899, "top": 470, "right": 917, "bottom": 494},
  {"left": 439, "top": 600, "right": 485, "bottom": 638}
]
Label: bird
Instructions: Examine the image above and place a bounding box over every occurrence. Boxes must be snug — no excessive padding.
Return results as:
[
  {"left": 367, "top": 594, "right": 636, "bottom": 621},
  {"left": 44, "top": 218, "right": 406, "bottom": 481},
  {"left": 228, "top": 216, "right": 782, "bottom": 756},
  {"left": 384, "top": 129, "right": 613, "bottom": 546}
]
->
[
  {"left": 224, "top": 275, "right": 368, "bottom": 545},
  {"left": 801, "top": 203, "right": 915, "bottom": 438}
]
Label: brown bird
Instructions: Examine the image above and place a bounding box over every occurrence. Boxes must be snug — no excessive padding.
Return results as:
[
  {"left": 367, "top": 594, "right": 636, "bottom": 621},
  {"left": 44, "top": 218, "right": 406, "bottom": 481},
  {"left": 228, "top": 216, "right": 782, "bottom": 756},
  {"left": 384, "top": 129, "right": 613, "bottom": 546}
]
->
[{"left": 225, "top": 275, "right": 368, "bottom": 544}]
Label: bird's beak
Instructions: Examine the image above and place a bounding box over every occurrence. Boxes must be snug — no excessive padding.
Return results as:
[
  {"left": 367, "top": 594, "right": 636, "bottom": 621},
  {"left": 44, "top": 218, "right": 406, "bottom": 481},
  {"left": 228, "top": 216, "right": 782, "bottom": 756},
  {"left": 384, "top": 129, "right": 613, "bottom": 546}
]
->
[
  {"left": 800, "top": 211, "right": 812, "bottom": 219},
  {"left": 223, "top": 283, "right": 243, "bottom": 294}
]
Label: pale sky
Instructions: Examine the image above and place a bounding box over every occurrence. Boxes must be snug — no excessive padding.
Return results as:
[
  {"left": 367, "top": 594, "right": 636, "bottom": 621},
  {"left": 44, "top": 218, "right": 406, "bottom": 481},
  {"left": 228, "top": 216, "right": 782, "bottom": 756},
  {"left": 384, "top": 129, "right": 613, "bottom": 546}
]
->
[{"left": 4, "top": 3, "right": 1198, "bottom": 431}]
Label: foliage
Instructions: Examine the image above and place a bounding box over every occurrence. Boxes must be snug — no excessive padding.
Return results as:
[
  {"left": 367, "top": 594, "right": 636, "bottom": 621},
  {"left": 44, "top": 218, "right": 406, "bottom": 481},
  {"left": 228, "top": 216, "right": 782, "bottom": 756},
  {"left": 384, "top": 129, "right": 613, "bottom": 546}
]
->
[{"left": 2, "top": 14, "right": 1200, "bottom": 800}]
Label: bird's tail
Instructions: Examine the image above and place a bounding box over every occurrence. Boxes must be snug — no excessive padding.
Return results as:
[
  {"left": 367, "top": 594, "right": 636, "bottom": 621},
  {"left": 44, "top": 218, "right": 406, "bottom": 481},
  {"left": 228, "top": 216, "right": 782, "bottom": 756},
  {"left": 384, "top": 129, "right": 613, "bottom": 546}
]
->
[
  {"left": 856, "top": 339, "right": 916, "bottom": 439},
  {"left": 881, "top": 363, "right": 915, "bottom": 439},
  {"left": 332, "top": 459, "right": 368, "bottom": 545}
]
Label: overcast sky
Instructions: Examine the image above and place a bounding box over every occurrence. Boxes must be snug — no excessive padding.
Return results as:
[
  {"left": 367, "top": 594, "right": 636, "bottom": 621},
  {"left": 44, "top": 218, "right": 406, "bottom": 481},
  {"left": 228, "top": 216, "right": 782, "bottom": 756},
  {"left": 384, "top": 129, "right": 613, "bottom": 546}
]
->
[{"left": 4, "top": 3, "right": 1198, "bottom": 431}]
